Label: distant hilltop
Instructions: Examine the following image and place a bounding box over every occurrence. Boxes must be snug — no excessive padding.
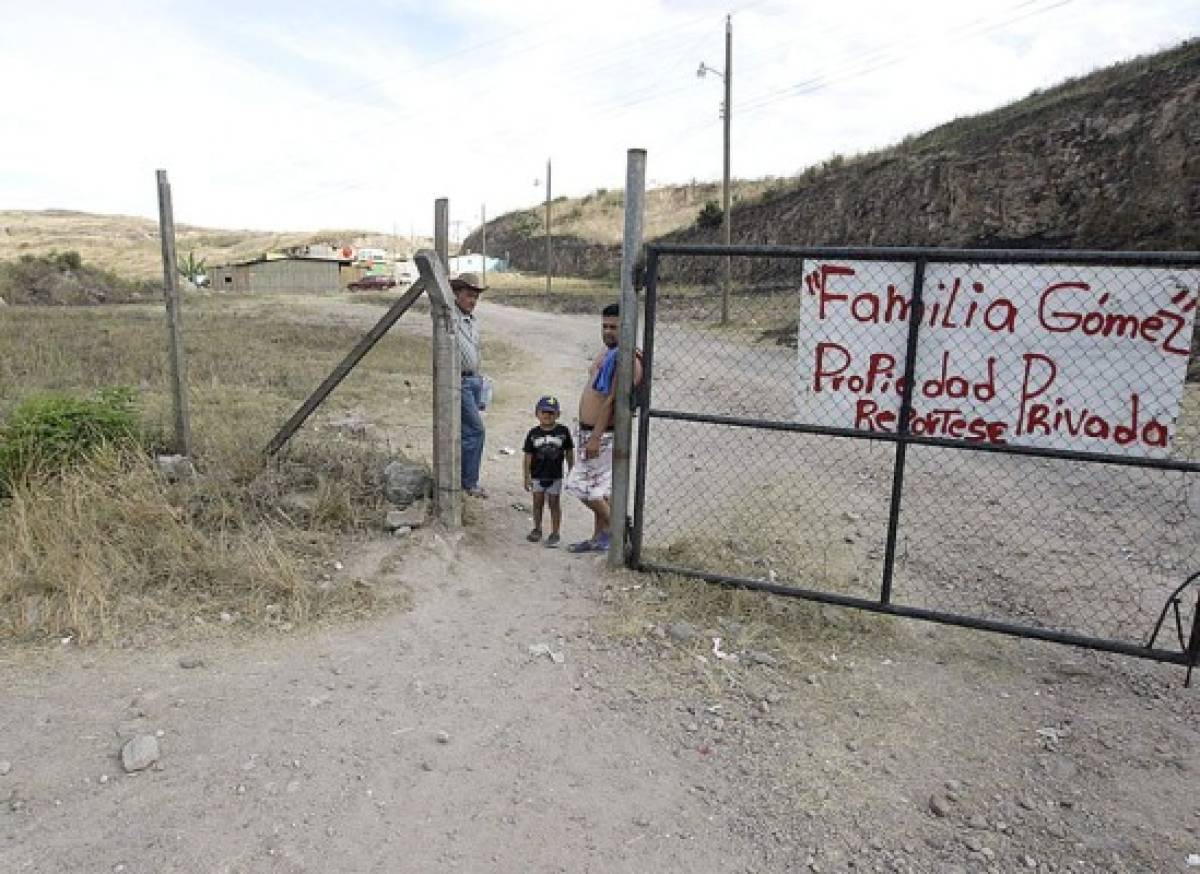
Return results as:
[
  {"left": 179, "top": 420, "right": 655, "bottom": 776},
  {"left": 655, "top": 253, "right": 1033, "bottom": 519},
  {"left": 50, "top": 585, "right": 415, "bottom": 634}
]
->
[
  {"left": 0, "top": 211, "right": 430, "bottom": 280},
  {"left": 467, "top": 38, "right": 1200, "bottom": 282}
]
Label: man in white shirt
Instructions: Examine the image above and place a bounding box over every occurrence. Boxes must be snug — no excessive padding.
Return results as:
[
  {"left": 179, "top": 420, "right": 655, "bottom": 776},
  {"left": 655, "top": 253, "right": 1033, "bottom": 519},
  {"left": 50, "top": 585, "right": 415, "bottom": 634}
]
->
[{"left": 451, "top": 272, "right": 488, "bottom": 497}]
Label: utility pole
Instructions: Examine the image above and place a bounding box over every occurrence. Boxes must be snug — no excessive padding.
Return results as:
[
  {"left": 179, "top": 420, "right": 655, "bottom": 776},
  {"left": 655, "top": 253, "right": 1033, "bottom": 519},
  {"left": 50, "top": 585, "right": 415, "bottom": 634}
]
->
[
  {"left": 698, "top": 15, "right": 733, "bottom": 324},
  {"left": 434, "top": 198, "right": 449, "bottom": 273},
  {"left": 451, "top": 220, "right": 465, "bottom": 256},
  {"left": 545, "top": 157, "right": 552, "bottom": 301},
  {"left": 481, "top": 204, "right": 488, "bottom": 285},
  {"left": 722, "top": 13, "right": 733, "bottom": 325}
]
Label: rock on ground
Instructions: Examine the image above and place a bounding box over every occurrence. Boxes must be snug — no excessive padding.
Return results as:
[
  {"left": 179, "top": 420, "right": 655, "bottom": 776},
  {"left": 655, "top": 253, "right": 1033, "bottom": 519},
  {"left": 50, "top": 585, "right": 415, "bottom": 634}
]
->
[
  {"left": 154, "top": 454, "right": 195, "bottom": 483},
  {"left": 384, "top": 460, "right": 432, "bottom": 507},
  {"left": 385, "top": 500, "right": 428, "bottom": 530},
  {"left": 121, "top": 735, "right": 160, "bottom": 773}
]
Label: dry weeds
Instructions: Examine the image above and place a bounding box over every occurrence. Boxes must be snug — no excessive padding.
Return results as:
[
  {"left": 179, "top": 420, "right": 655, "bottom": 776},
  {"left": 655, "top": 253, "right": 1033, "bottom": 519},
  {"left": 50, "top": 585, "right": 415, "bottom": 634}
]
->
[
  {"left": 606, "top": 553, "right": 895, "bottom": 676},
  {"left": 0, "top": 449, "right": 332, "bottom": 642},
  {"left": 0, "top": 295, "right": 450, "bottom": 644}
]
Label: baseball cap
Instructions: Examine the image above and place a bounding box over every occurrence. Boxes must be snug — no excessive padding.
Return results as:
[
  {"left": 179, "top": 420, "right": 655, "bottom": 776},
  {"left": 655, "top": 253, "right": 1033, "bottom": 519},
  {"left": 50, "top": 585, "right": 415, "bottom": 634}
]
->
[{"left": 535, "top": 395, "right": 560, "bottom": 413}]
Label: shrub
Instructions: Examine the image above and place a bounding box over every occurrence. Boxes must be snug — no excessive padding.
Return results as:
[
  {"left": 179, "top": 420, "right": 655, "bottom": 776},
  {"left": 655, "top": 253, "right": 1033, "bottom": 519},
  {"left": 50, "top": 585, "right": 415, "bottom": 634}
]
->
[
  {"left": 696, "top": 200, "right": 724, "bottom": 229},
  {"left": 512, "top": 212, "right": 542, "bottom": 236},
  {"left": 0, "top": 252, "right": 152, "bottom": 305},
  {"left": 0, "top": 386, "right": 145, "bottom": 492}
]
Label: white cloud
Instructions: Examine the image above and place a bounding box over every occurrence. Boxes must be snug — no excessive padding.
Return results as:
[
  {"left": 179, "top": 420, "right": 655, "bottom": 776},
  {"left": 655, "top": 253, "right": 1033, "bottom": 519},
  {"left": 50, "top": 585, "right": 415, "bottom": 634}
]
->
[{"left": 0, "top": 0, "right": 1194, "bottom": 236}]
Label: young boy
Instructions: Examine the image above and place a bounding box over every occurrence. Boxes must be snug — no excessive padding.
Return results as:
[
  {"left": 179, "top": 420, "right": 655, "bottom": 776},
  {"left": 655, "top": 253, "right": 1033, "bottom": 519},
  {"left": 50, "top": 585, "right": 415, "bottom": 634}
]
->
[{"left": 522, "top": 396, "right": 575, "bottom": 547}]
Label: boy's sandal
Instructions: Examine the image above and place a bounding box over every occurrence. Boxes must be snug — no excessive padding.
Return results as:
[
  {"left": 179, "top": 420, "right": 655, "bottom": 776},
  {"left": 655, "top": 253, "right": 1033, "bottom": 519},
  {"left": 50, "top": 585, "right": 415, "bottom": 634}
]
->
[
  {"left": 567, "top": 538, "right": 597, "bottom": 553},
  {"left": 526, "top": 529, "right": 542, "bottom": 543},
  {"left": 545, "top": 533, "right": 561, "bottom": 548}
]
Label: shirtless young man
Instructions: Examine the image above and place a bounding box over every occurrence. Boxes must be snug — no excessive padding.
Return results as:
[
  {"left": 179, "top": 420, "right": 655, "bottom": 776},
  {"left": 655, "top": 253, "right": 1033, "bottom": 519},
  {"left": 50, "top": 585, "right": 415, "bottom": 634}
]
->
[{"left": 563, "top": 303, "right": 641, "bottom": 553}]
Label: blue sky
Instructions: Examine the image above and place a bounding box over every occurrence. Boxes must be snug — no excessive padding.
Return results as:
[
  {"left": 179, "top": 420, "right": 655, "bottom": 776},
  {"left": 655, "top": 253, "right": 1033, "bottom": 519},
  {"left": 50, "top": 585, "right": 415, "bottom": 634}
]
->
[{"left": 1, "top": 0, "right": 1196, "bottom": 239}]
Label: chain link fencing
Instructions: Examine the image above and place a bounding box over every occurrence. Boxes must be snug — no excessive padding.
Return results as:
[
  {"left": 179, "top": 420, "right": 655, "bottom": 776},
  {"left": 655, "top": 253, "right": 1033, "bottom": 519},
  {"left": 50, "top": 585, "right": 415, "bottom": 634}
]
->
[{"left": 630, "top": 245, "right": 1200, "bottom": 672}]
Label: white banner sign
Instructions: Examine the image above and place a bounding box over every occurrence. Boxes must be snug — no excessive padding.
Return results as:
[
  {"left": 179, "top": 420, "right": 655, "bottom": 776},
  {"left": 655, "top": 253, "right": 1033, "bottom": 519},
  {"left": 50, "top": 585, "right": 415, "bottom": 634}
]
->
[{"left": 796, "top": 260, "right": 1198, "bottom": 458}]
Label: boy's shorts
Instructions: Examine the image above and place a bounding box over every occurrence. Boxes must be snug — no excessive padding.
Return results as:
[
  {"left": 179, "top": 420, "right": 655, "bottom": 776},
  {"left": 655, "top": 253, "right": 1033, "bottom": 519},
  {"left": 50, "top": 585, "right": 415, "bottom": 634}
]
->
[
  {"left": 564, "top": 428, "right": 613, "bottom": 502},
  {"left": 531, "top": 478, "right": 562, "bottom": 495}
]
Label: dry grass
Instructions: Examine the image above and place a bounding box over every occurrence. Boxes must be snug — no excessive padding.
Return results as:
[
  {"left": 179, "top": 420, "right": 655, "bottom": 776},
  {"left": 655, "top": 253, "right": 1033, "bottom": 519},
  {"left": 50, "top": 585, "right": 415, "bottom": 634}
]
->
[
  {"left": 602, "top": 465, "right": 895, "bottom": 674},
  {"left": 603, "top": 565, "right": 895, "bottom": 683},
  {"left": 483, "top": 271, "right": 720, "bottom": 317},
  {"left": 0, "top": 295, "right": 463, "bottom": 644},
  {"left": 482, "top": 272, "right": 619, "bottom": 314},
  {"left": 0, "top": 449, "right": 340, "bottom": 642},
  {"left": 533, "top": 179, "right": 785, "bottom": 245},
  {"left": 0, "top": 297, "right": 435, "bottom": 430}
]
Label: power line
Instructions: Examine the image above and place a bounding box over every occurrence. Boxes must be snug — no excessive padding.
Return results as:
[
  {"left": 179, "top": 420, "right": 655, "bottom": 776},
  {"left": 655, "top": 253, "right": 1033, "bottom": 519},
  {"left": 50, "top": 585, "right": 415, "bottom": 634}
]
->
[
  {"left": 252, "top": 7, "right": 750, "bottom": 181},
  {"left": 735, "top": 0, "right": 1076, "bottom": 118},
  {"left": 263, "top": 0, "right": 1082, "bottom": 224}
]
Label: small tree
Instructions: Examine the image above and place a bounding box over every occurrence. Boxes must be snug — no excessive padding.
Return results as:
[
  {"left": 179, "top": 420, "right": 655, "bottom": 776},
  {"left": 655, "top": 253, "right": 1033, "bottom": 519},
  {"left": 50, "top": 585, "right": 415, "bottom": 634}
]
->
[
  {"left": 177, "top": 250, "right": 207, "bottom": 284},
  {"left": 696, "top": 200, "right": 723, "bottom": 230}
]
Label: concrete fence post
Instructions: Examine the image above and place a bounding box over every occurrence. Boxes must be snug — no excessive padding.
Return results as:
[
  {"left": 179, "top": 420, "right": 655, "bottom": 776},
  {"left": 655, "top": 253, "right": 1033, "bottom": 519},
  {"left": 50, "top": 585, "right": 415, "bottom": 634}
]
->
[
  {"left": 416, "top": 249, "right": 461, "bottom": 527},
  {"left": 609, "top": 148, "right": 647, "bottom": 568}
]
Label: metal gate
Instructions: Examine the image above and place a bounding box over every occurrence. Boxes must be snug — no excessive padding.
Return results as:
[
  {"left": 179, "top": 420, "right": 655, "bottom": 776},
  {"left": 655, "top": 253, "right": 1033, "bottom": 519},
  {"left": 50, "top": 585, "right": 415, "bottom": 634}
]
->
[{"left": 629, "top": 244, "right": 1200, "bottom": 678}]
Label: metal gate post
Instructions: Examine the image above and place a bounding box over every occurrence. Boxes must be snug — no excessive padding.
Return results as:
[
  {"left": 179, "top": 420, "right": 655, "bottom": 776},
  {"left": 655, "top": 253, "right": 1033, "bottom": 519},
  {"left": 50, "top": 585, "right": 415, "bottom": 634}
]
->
[
  {"left": 630, "top": 249, "right": 661, "bottom": 569},
  {"left": 879, "top": 258, "right": 927, "bottom": 604},
  {"left": 1185, "top": 589, "right": 1200, "bottom": 687}
]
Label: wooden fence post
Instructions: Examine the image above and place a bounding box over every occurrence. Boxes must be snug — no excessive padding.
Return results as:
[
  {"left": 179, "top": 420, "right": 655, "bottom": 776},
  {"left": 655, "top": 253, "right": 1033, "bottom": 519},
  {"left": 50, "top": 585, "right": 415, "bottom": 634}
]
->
[
  {"left": 155, "top": 169, "right": 192, "bottom": 457},
  {"left": 415, "top": 249, "right": 461, "bottom": 527}
]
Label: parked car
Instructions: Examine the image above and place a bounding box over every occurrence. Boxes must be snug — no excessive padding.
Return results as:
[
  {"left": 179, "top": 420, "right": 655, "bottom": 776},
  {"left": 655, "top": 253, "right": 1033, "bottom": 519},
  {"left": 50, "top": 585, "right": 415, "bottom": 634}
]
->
[{"left": 348, "top": 274, "right": 397, "bottom": 291}]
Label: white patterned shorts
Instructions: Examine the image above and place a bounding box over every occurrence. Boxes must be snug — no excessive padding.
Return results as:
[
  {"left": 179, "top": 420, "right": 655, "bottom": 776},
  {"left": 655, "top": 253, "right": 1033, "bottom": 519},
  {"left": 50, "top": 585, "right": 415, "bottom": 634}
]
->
[{"left": 563, "top": 428, "right": 613, "bottom": 502}]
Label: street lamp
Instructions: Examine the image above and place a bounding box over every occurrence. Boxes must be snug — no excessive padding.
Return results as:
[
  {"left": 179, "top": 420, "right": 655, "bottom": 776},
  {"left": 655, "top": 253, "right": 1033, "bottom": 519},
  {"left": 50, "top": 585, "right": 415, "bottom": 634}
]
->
[{"left": 697, "top": 16, "right": 733, "bottom": 325}]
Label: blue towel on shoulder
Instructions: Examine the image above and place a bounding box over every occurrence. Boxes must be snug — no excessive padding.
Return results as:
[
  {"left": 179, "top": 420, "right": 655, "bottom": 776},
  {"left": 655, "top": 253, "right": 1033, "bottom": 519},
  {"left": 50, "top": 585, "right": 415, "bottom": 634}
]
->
[{"left": 592, "top": 348, "right": 619, "bottom": 394}]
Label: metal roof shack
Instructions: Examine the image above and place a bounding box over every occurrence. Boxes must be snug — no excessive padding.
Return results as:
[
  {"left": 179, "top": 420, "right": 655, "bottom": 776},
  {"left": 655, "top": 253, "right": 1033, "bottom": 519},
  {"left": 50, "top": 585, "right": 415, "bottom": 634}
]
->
[{"left": 208, "top": 256, "right": 351, "bottom": 295}]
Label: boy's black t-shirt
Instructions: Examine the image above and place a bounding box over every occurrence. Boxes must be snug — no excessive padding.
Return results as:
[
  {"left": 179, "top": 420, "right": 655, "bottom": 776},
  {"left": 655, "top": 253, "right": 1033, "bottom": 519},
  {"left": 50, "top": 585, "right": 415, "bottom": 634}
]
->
[{"left": 523, "top": 424, "right": 574, "bottom": 483}]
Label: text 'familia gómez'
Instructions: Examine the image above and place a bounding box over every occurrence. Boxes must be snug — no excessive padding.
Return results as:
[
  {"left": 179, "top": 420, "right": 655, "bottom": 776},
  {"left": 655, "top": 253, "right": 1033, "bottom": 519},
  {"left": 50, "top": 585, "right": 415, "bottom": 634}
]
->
[{"left": 796, "top": 261, "right": 1198, "bottom": 457}]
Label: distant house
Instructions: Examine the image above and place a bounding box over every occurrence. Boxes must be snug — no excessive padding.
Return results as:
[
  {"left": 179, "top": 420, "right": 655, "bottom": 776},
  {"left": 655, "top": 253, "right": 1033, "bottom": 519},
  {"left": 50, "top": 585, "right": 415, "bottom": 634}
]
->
[
  {"left": 394, "top": 258, "right": 420, "bottom": 282},
  {"left": 288, "top": 243, "right": 347, "bottom": 260},
  {"left": 355, "top": 247, "right": 388, "bottom": 264},
  {"left": 448, "top": 253, "right": 507, "bottom": 275},
  {"left": 208, "top": 256, "right": 350, "bottom": 295}
]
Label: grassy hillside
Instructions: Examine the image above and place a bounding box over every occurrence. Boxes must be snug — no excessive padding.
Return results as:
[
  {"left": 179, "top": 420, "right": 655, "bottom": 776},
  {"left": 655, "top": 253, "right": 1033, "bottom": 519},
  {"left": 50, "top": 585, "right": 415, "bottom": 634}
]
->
[
  {"left": 493, "top": 178, "right": 782, "bottom": 247},
  {"left": 0, "top": 210, "right": 426, "bottom": 281}
]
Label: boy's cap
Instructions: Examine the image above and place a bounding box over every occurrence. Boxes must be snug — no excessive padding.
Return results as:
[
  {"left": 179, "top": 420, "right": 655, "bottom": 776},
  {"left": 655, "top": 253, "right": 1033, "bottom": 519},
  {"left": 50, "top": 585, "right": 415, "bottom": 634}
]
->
[
  {"left": 535, "top": 395, "right": 560, "bottom": 413},
  {"left": 450, "top": 272, "right": 487, "bottom": 292}
]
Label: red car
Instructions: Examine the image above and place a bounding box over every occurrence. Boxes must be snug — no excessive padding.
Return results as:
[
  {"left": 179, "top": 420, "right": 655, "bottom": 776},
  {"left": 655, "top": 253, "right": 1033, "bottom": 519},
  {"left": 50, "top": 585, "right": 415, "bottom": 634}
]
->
[{"left": 348, "top": 274, "right": 397, "bottom": 291}]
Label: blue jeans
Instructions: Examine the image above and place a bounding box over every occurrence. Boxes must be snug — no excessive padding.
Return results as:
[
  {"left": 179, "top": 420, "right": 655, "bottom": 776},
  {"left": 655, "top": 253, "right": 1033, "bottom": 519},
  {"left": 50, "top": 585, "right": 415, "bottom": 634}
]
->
[{"left": 460, "top": 375, "right": 485, "bottom": 491}]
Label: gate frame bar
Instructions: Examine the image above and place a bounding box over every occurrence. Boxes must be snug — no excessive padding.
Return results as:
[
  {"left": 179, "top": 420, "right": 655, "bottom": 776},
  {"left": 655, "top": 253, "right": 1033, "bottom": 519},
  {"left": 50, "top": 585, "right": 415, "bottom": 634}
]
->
[{"left": 629, "top": 242, "right": 1200, "bottom": 672}]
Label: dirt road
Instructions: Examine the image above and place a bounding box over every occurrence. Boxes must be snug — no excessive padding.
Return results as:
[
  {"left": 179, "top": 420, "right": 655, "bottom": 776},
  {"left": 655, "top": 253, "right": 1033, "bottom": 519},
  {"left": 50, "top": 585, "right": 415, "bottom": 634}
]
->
[{"left": 1, "top": 299, "right": 1198, "bottom": 873}]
